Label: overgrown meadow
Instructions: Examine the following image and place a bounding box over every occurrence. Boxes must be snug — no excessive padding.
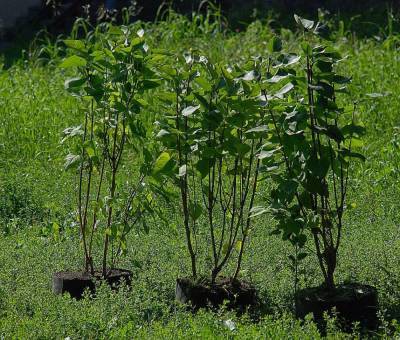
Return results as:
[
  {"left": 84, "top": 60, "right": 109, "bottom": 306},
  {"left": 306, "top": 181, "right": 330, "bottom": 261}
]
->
[{"left": 1, "top": 8, "right": 400, "bottom": 338}]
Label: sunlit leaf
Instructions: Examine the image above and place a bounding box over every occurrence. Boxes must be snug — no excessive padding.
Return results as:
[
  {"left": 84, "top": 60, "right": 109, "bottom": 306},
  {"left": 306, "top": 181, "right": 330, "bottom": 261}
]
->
[{"left": 60, "top": 55, "right": 87, "bottom": 68}]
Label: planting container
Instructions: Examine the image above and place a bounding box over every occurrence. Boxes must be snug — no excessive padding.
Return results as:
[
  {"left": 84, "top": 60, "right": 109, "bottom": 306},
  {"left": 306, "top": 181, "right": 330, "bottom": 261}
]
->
[
  {"left": 53, "top": 268, "right": 132, "bottom": 299},
  {"left": 176, "top": 277, "right": 259, "bottom": 312},
  {"left": 295, "top": 283, "right": 378, "bottom": 332}
]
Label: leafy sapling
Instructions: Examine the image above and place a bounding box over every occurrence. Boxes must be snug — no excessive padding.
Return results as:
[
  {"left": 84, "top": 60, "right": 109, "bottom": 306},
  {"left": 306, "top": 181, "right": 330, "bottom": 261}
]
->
[
  {"left": 56, "top": 23, "right": 160, "bottom": 295},
  {"left": 268, "top": 15, "right": 366, "bottom": 291},
  {"left": 153, "top": 53, "right": 266, "bottom": 308}
]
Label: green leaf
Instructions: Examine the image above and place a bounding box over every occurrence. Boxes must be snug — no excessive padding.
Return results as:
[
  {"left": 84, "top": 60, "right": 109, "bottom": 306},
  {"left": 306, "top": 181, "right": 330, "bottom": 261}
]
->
[
  {"left": 366, "top": 92, "right": 390, "bottom": 98},
  {"left": 339, "top": 149, "right": 366, "bottom": 162},
  {"left": 64, "top": 77, "right": 86, "bottom": 90},
  {"left": 83, "top": 140, "right": 96, "bottom": 158},
  {"left": 242, "top": 70, "right": 257, "bottom": 81},
  {"left": 275, "top": 83, "right": 294, "bottom": 98},
  {"left": 249, "top": 206, "right": 268, "bottom": 218},
  {"left": 60, "top": 55, "right": 87, "bottom": 68},
  {"left": 63, "top": 39, "right": 86, "bottom": 52},
  {"left": 307, "top": 154, "right": 330, "bottom": 179},
  {"left": 246, "top": 125, "right": 269, "bottom": 133},
  {"left": 62, "top": 125, "right": 83, "bottom": 139},
  {"left": 326, "top": 125, "right": 345, "bottom": 143},
  {"left": 313, "top": 22, "right": 330, "bottom": 38},
  {"left": 316, "top": 60, "right": 333, "bottom": 72},
  {"left": 257, "top": 149, "right": 277, "bottom": 159},
  {"left": 294, "top": 14, "right": 315, "bottom": 30},
  {"left": 178, "top": 164, "right": 187, "bottom": 177},
  {"left": 142, "top": 79, "right": 160, "bottom": 90},
  {"left": 268, "top": 36, "right": 282, "bottom": 53},
  {"left": 193, "top": 92, "right": 209, "bottom": 109},
  {"left": 156, "top": 129, "right": 170, "bottom": 138},
  {"left": 342, "top": 124, "right": 366, "bottom": 137},
  {"left": 189, "top": 202, "right": 202, "bottom": 221},
  {"left": 64, "top": 154, "right": 81, "bottom": 170},
  {"left": 267, "top": 74, "right": 289, "bottom": 83},
  {"left": 304, "top": 175, "right": 328, "bottom": 196},
  {"left": 182, "top": 105, "right": 200, "bottom": 117},
  {"left": 196, "top": 159, "right": 210, "bottom": 178},
  {"left": 153, "top": 152, "right": 173, "bottom": 176},
  {"left": 275, "top": 54, "right": 301, "bottom": 68},
  {"left": 235, "top": 142, "right": 251, "bottom": 156},
  {"left": 297, "top": 252, "right": 307, "bottom": 260}
]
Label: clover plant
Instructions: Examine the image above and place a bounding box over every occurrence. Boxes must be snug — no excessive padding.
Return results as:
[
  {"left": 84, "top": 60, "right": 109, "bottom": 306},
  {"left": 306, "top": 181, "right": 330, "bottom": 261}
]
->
[
  {"left": 267, "top": 15, "right": 365, "bottom": 290},
  {"left": 60, "top": 23, "right": 160, "bottom": 277},
  {"left": 153, "top": 54, "right": 267, "bottom": 283}
]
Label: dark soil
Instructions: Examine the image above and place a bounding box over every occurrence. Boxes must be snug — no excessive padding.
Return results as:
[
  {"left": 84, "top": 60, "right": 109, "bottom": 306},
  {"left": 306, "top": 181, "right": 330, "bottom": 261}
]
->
[
  {"left": 295, "top": 282, "right": 379, "bottom": 333},
  {"left": 52, "top": 268, "right": 132, "bottom": 299},
  {"left": 176, "top": 277, "right": 259, "bottom": 313}
]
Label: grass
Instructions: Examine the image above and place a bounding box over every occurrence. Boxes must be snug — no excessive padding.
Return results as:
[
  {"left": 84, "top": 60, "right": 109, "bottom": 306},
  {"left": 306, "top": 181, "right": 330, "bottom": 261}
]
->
[{"left": 1, "top": 10, "right": 400, "bottom": 338}]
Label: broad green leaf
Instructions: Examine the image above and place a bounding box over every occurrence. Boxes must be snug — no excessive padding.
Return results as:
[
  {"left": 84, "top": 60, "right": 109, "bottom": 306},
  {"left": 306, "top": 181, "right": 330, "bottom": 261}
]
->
[
  {"left": 366, "top": 92, "right": 390, "bottom": 98},
  {"left": 142, "top": 79, "right": 160, "bottom": 90},
  {"left": 249, "top": 206, "right": 268, "bottom": 218},
  {"left": 195, "top": 77, "right": 212, "bottom": 90},
  {"left": 313, "top": 22, "right": 330, "bottom": 38},
  {"left": 242, "top": 70, "right": 257, "bottom": 81},
  {"left": 342, "top": 124, "right": 366, "bottom": 137},
  {"left": 196, "top": 159, "right": 210, "bottom": 178},
  {"left": 64, "top": 154, "right": 81, "bottom": 170},
  {"left": 63, "top": 39, "right": 86, "bottom": 52},
  {"left": 193, "top": 92, "right": 209, "bottom": 109},
  {"left": 326, "top": 125, "right": 344, "bottom": 143},
  {"left": 153, "top": 152, "right": 173, "bottom": 176},
  {"left": 268, "top": 36, "right": 282, "bottom": 53},
  {"left": 275, "top": 54, "right": 301, "bottom": 68},
  {"left": 294, "top": 14, "right": 315, "bottom": 30},
  {"left": 275, "top": 83, "right": 294, "bottom": 98},
  {"left": 235, "top": 142, "right": 251, "bottom": 156},
  {"left": 182, "top": 105, "right": 200, "bottom": 117},
  {"left": 64, "top": 77, "right": 86, "bottom": 90},
  {"left": 189, "top": 202, "right": 202, "bottom": 221},
  {"left": 297, "top": 252, "right": 307, "bottom": 260},
  {"left": 316, "top": 60, "right": 333, "bottom": 72},
  {"left": 246, "top": 125, "right": 269, "bottom": 133},
  {"left": 303, "top": 175, "right": 328, "bottom": 196},
  {"left": 60, "top": 55, "right": 87, "bottom": 68},
  {"left": 178, "top": 164, "right": 187, "bottom": 177},
  {"left": 307, "top": 155, "right": 330, "bottom": 179},
  {"left": 347, "top": 138, "right": 364, "bottom": 148},
  {"left": 156, "top": 129, "right": 170, "bottom": 138},
  {"left": 257, "top": 149, "right": 277, "bottom": 159},
  {"left": 267, "top": 74, "right": 289, "bottom": 83},
  {"left": 62, "top": 125, "right": 83, "bottom": 138},
  {"left": 83, "top": 140, "right": 96, "bottom": 158},
  {"left": 339, "top": 149, "right": 366, "bottom": 162}
]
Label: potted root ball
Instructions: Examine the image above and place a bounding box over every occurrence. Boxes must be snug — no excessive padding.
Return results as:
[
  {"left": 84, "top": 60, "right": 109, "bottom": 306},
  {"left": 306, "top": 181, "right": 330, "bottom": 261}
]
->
[
  {"left": 152, "top": 54, "right": 269, "bottom": 312},
  {"left": 267, "top": 15, "right": 378, "bottom": 331},
  {"left": 54, "top": 24, "right": 160, "bottom": 299}
]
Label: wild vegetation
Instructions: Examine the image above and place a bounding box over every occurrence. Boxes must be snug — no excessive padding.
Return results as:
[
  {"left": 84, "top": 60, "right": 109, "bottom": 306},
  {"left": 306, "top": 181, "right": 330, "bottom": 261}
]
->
[{"left": 1, "top": 5, "right": 400, "bottom": 338}]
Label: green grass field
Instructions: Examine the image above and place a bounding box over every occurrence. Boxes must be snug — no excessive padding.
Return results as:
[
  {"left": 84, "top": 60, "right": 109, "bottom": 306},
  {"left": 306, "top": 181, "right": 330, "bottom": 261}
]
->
[{"left": 1, "top": 10, "right": 400, "bottom": 338}]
